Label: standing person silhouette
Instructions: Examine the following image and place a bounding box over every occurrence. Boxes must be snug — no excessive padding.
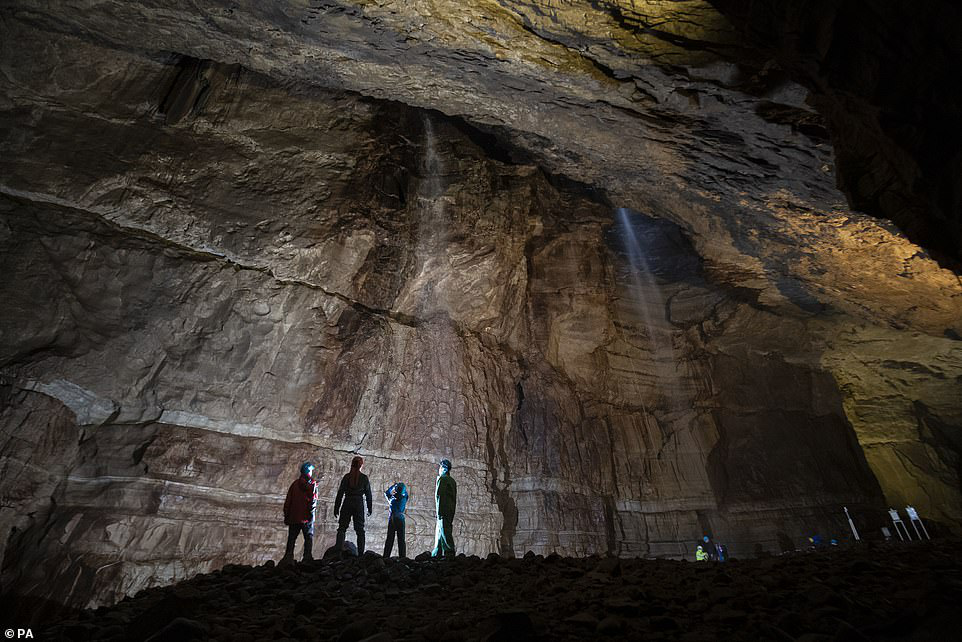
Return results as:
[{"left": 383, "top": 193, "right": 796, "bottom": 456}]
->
[
  {"left": 282, "top": 462, "right": 318, "bottom": 563},
  {"left": 334, "top": 456, "right": 373, "bottom": 555},
  {"left": 383, "top": 482, "right": 409, "bottom": 558},
  {"left": 432, "top": 459, "right": 457, "bottom": 557},
  {"left": 702, "top": 535, "right": 717, "bottom": 561}
]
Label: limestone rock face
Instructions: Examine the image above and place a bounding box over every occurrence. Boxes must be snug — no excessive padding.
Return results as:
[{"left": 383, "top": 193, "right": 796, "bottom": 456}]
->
[
  {"left": 709, "top": 0, "right": 962, "bottom": 265},
  {"left": 0, "top": 1, "right": 960, "bottom": 616}
]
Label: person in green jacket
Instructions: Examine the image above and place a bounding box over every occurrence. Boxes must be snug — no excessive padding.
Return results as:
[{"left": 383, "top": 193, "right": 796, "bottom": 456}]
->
[
  {"left": 432, "top": 459, "right": 457, "bottom": 557},
  {"left": 695, "top": 545, "right": 708, "bottom": 561}
]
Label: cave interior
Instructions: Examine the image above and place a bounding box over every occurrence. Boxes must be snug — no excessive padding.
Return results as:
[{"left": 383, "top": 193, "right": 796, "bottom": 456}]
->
[{"left": 0, "top": 0, "right": 961, "bottom": 626}]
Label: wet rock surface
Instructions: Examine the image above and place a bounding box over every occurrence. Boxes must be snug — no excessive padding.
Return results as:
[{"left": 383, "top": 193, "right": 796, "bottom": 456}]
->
[{"left": 43, "top": 541, "right": 962, "bottom": 641}]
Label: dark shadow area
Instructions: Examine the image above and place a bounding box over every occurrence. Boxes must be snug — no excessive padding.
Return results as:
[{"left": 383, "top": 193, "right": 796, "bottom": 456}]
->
[
  {"left": 38, "top": 542, "right": 962, "bottom": 641},
  {"left": 708, "top": 0, "right": 962, "bottom": 269}
]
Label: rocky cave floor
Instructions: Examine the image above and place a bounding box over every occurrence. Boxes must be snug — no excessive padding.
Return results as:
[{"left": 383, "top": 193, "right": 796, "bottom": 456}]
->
[{"left": 45, "top": 541, "right": 962, "bottom": 642}]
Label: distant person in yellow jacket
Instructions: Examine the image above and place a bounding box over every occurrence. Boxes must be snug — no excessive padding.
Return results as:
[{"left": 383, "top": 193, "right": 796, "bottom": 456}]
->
[
  {"left": 432, "top": 459, "right": 457, "bottom": 557},
  {"left": 695, "top": 545, "right": 708, "bottom": 561}
]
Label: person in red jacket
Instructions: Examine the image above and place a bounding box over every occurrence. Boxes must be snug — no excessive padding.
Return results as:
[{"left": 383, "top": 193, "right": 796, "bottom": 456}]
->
[{"left": 282, "top": 462, "right": 318, "bottom": 563}]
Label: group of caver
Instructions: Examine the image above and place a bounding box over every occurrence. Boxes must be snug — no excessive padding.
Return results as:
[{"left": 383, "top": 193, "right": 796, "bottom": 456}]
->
[
  {"left": 695, "top": 535, "right": 728, "bottom": 562},
  {"left": 280, "top": 455, "right": 457, "bottom": 562}
]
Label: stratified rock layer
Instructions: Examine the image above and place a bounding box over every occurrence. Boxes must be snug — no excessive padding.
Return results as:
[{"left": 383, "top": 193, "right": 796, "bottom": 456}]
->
[{"left": 1, "top": 1, "right": 961, "bottom": 617}]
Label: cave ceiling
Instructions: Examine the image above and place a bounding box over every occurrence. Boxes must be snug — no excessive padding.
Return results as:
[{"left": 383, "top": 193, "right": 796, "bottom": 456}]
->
[{"left": 3, "top": 0, "right": 959, "bottom": 336}]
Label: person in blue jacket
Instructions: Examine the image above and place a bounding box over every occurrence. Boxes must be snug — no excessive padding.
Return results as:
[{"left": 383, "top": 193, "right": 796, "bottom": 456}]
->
[{"left": 383, "top": 482, "right": 409, "bottom": 557}]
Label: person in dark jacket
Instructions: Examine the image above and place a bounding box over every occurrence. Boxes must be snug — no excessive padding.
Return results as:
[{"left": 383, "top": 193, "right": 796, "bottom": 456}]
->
[
  {"left": 334, "top": 455, "right": 373, "bottom": 555},
  {"left": 282, "top": 462, "right": 318, "bottom": 562},
  {"left": 716, "top": 542, "right": 729, "bottom": 561},
  {"left": 432, "top": 459, "right": 457, "bottom": 558},
  {"left": 702, "top": 535, "right": 717, "bottom": 561},
  {"left": 383, "top": 482, "right": 409, "bottom": 558}
]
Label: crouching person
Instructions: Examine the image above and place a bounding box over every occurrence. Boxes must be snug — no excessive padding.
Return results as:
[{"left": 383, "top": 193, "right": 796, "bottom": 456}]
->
[{"left": 282, "top": 462, "right": 318, "bottom": 563}]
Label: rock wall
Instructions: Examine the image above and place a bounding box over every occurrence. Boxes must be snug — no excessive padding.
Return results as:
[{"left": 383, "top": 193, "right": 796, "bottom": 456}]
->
[
  {"left": 709, "top": 0, "right": 962, "bottom": 266},
  {"left": 1, "top": 3, "right": 960, "bottom": 617}
]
